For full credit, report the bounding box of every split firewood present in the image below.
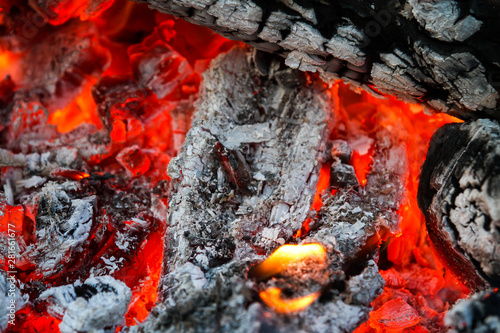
[139,0,500,120]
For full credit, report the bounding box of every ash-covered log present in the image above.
[418,119,500,292]
[124,46,418,332]
[138,0,500,120]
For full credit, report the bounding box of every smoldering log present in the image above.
[124,46,417,333]
[418,119,500,292]
[137,0,500,120]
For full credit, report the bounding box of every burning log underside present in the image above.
[140,0,500,120]
[418,119,500,292]
[125,47,415,332]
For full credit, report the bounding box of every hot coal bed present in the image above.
[0,0,499,332]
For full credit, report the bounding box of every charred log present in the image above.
[124,46,419,333]
[418,119,500,292]
[139,0,500,120]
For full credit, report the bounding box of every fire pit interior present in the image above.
[1,0,499,332]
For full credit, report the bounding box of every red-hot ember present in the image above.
[0,0,469,332]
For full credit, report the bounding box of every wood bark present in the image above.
[138,0,500,120]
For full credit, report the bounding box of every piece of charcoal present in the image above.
[330,140,353,164]
[20,21,109,111]
[128,25,195,100]
[143,0,500,120]
[330,162,360,188]
[39,275,131,333]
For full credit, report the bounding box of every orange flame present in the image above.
[48,80,102,133]
[251,243,327,281]
[259,287,320,314]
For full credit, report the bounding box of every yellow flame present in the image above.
[251,243,327,280]
[259,287,320,313]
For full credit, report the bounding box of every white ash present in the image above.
[0,272,28,332]
[40,275,131,333]
[21,181,94,277]
[446,289,500,333]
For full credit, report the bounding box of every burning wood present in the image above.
[128,47,389,332]
[141,0,500,120]
[419,119,500,291]
[0,0,497,332]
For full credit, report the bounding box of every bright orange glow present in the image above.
[0,51,21,82]
[312,164,331,212]
[48,80,102,133]
[351,149,373,187]
[334,83,468,332]
[51,169,90,180]
[259,287,320,314]
[294,164,331,238]
[122,227,165,325]
[252,243,327,281]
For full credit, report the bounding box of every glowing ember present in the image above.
[259,287,320,314]
[251,243,327,281]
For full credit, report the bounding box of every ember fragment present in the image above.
[330,139,353,164]
[369,298,420,331]
[20,21,110,111]
[215,141,253,193]
[50,168,90,180]
[39,275,131,333]
[330,162,360,188]
[128,21,196,100]
[116,146,151,178]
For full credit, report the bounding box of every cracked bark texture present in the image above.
[418,119,500,292]
[138,0,500,120]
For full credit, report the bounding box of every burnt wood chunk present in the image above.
[418,119,500,292]
[124,47,396,333]
[139,0,500,120]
